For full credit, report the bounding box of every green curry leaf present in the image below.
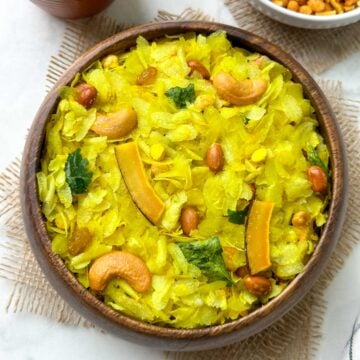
[306,144,330,179]
[227,208,248,224]
[165,83,196,108]
[65,149,93,195]
[178,237,233,286]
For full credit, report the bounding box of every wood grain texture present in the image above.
[30,0,114,19]
[20,22,348,351]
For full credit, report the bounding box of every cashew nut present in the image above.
[88,251,152,293]
[213,72,268,106]
[91,108,137,139]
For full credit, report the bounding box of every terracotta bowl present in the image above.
[21,21,348,351]
[31,0,114,19]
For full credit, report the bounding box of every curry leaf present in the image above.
[306,144,330,179]
[178,237,233,285]
[165,83,196,108]
[227,208,248,224]
[65,149,93,195]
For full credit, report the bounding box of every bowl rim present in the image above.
[20,21,348,351]
[255,0,360,22]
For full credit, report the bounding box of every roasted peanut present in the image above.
[102,54,119,69]
[180,206,200,236]
[325,3,333,11]
[89,251,152,293]
[307,165,327,193]
[68,227,92,256]
[292,211,311,241]
[187,60,210,80]
[235,265,250,278]
[206,143,224,173]
[272,0,359,14]
[244,275,272,297]
[287,0,300,11]
[299,4,313,13]
[308,0,326,11]
[213,72,268,106]
[75,83,97,109]
[272,0,289,6]
[136,66,158,85]
[91,108,137,139]
[292,211,311,228]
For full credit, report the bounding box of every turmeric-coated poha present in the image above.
[37,31,330,328]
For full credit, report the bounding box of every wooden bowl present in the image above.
[21,21,348,351]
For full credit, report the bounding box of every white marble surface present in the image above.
[0,1,359,359]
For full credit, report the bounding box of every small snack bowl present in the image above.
[249,0,360,28]
[21,21,348,351]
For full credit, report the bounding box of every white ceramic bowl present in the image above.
[249,0,360,29]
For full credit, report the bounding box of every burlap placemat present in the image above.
[225,0,360,74]
[0,7,359,359]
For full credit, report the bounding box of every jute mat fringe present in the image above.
[155,8,213,22]
[225,0,360,74]
[0,8,359,360]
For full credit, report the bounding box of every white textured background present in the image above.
[0,1,359,359]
